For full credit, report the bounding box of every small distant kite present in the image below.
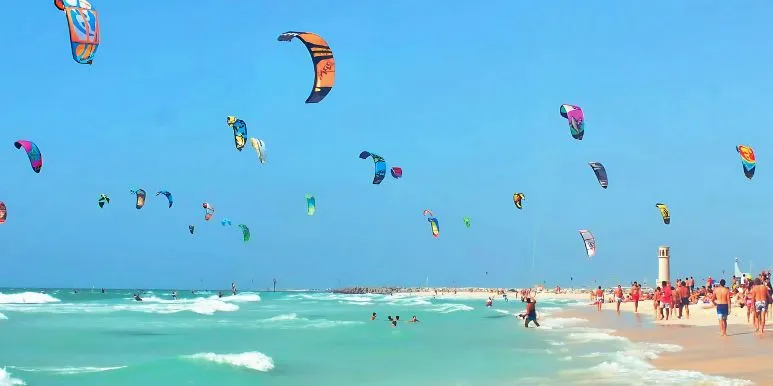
[578,230,596,258]
[14,140,42,173]
[513,193,525,210]
[277,31,335,103]
[560,104,585,140]
[155,191,173,208]
[130,189,146,209]
[189,225,195,234]
[463,217,471,228]
[390,167,403,179]
[0,202,6,224]
[588,162,608,189]
[226,116,247,151]
[306,194,316,216]
[655,203,670,224]
[221,218,232,226]
[423,209,439,238]
[203,202,215,221]
[54,0,100,64]
[249,138,267,164]
[736,145,756,180]
[98,194,110,208]
[238,224,250,242]
[359,151,386,184]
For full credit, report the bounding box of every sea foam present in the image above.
[0,368,24,386]
[185,352,274,372]
[0,292,60,304]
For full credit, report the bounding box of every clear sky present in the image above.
[1,1,772,290]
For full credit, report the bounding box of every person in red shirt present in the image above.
[630,282,641,313]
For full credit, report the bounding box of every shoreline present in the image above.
[556,299,773,384]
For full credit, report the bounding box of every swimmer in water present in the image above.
[172,291,177,300]
[485,297,493,307]
[218,291,223,298]
[409,315,419,322]
[371,312,377,320]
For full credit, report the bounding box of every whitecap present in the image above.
[185,352,274,372]
[429,303,474,313]
[567,332,625,343]
[0,368,24,386]
[10,366,126,375]
[0,292,61,304]
[0,313,7,320]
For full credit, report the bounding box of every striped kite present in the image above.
[249,138,267,164]
[54,0,100,64]
[277,31,335,103]
[423,209,439,238]
[588,162,608,189]
[560,104,585,140]
[655,203,670,224]
[130,189,146,209]
[578,230,596,258]
[736,145,756,180]
[513,193,525,210]
[359,151,386,184]
[226,116,247,151]
[203,202,215,221]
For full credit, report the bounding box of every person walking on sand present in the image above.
[752,278,768,335]
[653,286,662,320]
[660,281,672,320]
[630,282,641,313]
[594,286,604,312]
[713,279,731,337]
[614,285,624,314]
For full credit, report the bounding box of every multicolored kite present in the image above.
[578,229,596,258]
[423,209,439,238]
[155,191,173,208]
[588,162,608,189]
[203,202,215,221]
[98,194,110,208]
[655,203,670,224]
[249,138,267,164]
[463,217,471,228]
[736,145,756,180]
[14,140,42,173]
[513,193,525,210]
[130,189,146,209]
[391,167,403,179]
[226,116,247,151]
[0,202,6,224]
[277,31,335,103]
[359,151,386,184]
[560,104,585,140]
[306,194,316,216]
[54,0,100,64]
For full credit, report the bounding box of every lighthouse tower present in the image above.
[658,246,670,285]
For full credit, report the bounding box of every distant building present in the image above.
[658,246,670,285]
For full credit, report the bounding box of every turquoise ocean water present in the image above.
[0,289,751,385]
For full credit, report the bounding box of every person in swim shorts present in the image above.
[713,279,730,336]
[594,286,604,312]
[614,285,624,314]
[752,278,768,335]
[630,282,641,313]
[660,281,673,320]
[524,298,540,328]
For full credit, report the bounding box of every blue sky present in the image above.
[1,1,772,290]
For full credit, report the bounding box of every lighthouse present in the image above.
[658,246,670,285]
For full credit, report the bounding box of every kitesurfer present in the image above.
[172,291,177,300]
[133,293,143,302]
[231,282,237,295]
[218,291,223,298]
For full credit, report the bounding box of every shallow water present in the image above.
[0,290,751,385]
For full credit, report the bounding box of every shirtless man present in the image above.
[660,281,672,320]
[752,278,768,335]
[594,286,604,312]
[630,282,641,313]
[677,281,690,319]
[614,285,624,313]
[713,279,730,336]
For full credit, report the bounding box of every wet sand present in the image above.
[559,301,773,384]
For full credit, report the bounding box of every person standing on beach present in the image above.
[752,278,768,335]
[660,281,672,320]
[713,279,731,337]
[594,286,604,312]
[654,286,662,319]
[614,285,624,314]
[676,281,689,319]
[630,282,641,313]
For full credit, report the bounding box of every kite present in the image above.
[14,140,42,173]
[226,116,247,151]
[203,202,215,221]
[559,104,585,140]
[513,193,525,210]
[0,202,6,224]
[390,167,403,179]
[736,145,756,180]
[578,230,596,258]
[54,0,100,64]
[238,224,250,242]
[306,194,316,216]
[249,138,267,164]
[359,151,387,184]
[97,194,110,208]
[588,162,608,189]
[655,203,670,224]
[130,189,146,209]
[221,218,232,226]
[155,191,173,208]
[464,217,471,228]
[277,31,335,103]
[189,225,195,234]
[423,209,439,238]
